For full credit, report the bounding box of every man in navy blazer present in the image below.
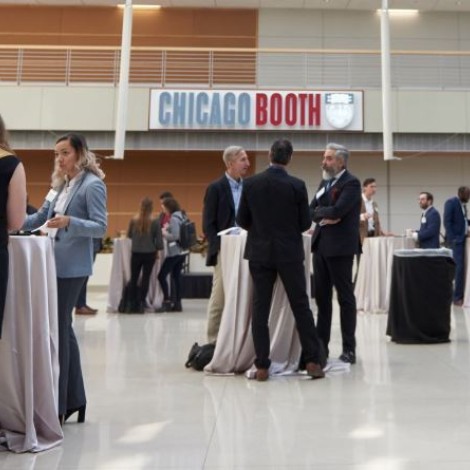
[237,139,325,381]
[412,192,441,249]
[202,146,250,344]
[444,186,470,305]
[310,143,361,365]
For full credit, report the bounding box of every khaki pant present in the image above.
[206,260,224,344]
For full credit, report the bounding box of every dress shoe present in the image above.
[255,368,269,382]
[64,405,86,423]
[155,300,172,313]
[75,306,97,315]
[305,362,325,379]
[85,305,98,314]
[453,299,464,307]
[339,350,356,364]
[171,301,182,312]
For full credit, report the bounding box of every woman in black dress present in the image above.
[0,114,27,338]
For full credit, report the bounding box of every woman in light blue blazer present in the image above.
[23,133,107,425]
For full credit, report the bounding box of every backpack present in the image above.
[177,214,197,250]
[185,342,215,371]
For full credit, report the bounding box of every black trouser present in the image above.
[57,276,87,415]
[313,252,356,356]
[249,260,323,370]
[130,252,156,305]
[157,254,186,303]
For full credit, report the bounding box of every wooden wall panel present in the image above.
[18,149,254,240]
[0,6,257,47]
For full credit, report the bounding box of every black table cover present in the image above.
[387,252,455,343]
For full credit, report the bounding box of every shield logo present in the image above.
[325,93,355,130]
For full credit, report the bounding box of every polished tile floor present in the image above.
[2,290,470,469]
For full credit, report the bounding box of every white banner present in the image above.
[149,89,363,131]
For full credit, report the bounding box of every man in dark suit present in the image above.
[411,192,441,249]
[236,139,325,382]
[203,146,250,344]
[444,186,470,306]
[310,143,361,364]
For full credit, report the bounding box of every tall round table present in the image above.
[0,236,63,452]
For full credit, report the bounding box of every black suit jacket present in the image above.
[236,166,311,263]
[310,170,361,257]
[202,175,236,266]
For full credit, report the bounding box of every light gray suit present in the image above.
[24,171,107,415]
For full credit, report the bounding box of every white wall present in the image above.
[0,86,149,131]
[258,9,470,51]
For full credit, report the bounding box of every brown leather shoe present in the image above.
[255,368,269,382]
[306,362,325,379]
[75,307,97,315]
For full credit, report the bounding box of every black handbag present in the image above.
[185,342,215,371]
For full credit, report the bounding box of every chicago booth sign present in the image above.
[149,90,363,131]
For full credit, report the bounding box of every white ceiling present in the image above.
[0,0,469,12]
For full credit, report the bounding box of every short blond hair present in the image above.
[222,146,245,167]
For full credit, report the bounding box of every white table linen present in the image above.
[205,232,311,375]
[107,238,163,312]
[355,236,415,314]
[0,236,63,452]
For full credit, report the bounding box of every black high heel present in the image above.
[64,405,86,423]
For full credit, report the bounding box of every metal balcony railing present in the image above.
[1,45,470,89]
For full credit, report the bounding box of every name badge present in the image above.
[316,187,326,200]
[421,216,426,224]
[46,189,58,202]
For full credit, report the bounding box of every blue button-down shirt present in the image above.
[225,172,243,215]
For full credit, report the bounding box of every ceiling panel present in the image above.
[215,0,260,7]
[81,0,129,4]
[0,0,468,10]
[434,0,470,12]
[304,0,350,8]
[36,0,82,3]
[167,0,215,5]
[388,0,438,10]
[260,0,304,7]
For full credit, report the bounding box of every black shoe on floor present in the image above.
[155,300,172,313]
[339,350,356,364]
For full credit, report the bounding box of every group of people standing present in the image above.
[202,140,362,381]
[362,178,470,306]
[126,192,188,313]
[202,138,470,381]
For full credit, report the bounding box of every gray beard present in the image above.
[322,170,334,180]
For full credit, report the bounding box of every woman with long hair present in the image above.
[23,132,107,425]
[0,114,27,338]
[126,197,163,312]
[157,197,187,312]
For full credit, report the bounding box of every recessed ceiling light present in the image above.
[376,9,419,16]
